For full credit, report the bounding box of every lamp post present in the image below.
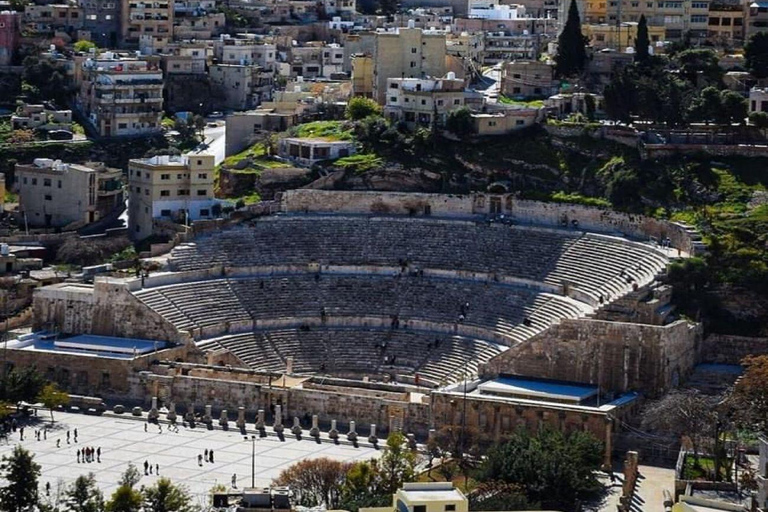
[243,434,257,488]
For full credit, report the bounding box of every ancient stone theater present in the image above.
[13,190,705,452]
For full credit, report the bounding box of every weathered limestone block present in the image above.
[329,419,339,440]
[310,415,320,438]
[347,420,357,442]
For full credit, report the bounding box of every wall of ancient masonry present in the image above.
[281,190,699,254]
[33,280,188,343]
[700,334,768,365]
[481,318,701,397]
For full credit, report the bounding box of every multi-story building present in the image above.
[749,87,768,113]
[501,60,557,98]
[79,0,120,47]
[707,3,744,44]
[15,159,123,228]
[209,64,273,110]
[214,36,276,69]
[121,0,173,46]
[746,1,768,40]
[383,74,465,127]
[372,26,447,104]
[482,31,545,63]
[583,21,665,49]
[127,153,217,240]
[321,0,355,17]
[77,52,164,137]
[23,4,81,35]
[598,0,710,41]
[0,11,20,66]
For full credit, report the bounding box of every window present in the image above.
[437,99,444,106]
[105,14,112,19]
[516,119,525,125]
[200,208,210,216]
[410,61,416,68]
[411,47,417,53]
[145,189,150,196]
[161,174,170,180]
[414,506,426,512]
[198,173,207,179]
[197,159,202,165]
[58,180,62,188]
[177,189,189,196]
[389,83,399,89]
[32,178,37,185]
[197,189,207,196]
[691,15,707,22]
[421,99,426,105]
[22,177,27,185]
[43,178,51,187]
[160,209,171,216]
[389,96,397,103]
[722,17,731,25]
[160,190,170,196]
[445,506,456,512]
[691,1,707,7]
[118,122,127,129]
[135,186,141,193]
[709,17,720,25]
[734,17,742,25]
[177,174,183,179]
[87,14,97,19]
[453,99,461,105]
[44,194,52,200]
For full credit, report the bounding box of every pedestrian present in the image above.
[158,424,162,434]
[149,464,153,475]
[231,473,237,488]
[56,439,61,448]
[19,427,23,441]
[144,423,148,432]
[73,428,78,442]
[77,449,81,463]
[66,431,70,444]
[209,450,214,463]
[155,463,159,475]
[204,449,209,462]
[97,447,101,462]
[144,460,149,475]
[43,429,47,440]
[197,454,203,466]
[45,482,50,496]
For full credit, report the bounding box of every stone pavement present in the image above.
[593,465,675,512]
[0,411,382,503]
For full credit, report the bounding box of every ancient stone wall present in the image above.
[281,190,700,255]
[481,318,701,397]
[700,334,768,365]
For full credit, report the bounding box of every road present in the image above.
[192,121,226,165]
[476,63,502,103]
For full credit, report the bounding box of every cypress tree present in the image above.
[555,0,587,77]
[635,14,650,63]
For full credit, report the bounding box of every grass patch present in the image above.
[499,96,545,108]
[290,121,353,141]
[549,191,611,208]
[3,189,17,203]
[682,455,731,481]
[229,192,261,205]
[334,153,383,173]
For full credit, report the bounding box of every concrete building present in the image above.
[76,52,164,137]
[121,0,173,46]
[11,104,72,130]
[352,54,374,97]
[471,107,540,134]
[597,0,710,41]
[127,153,217,240]
[583,21,665,50]
[501,60,556,98]
[361,483,469,512]
[209,64,273,111]
[384,75,465,127]
[0,11,20,66]
[214,37,276,68]
[749,87,768,113]
[746,1,768,39]
[481,30,544,63]
[707,3,745,44]
[225,110,297,156]
[278,138,356,166]
[15,159,123,228]
[372,27,448,105]
[546,92,604,117]
[79,0,120,47]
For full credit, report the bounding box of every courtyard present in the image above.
[0,411,382,505]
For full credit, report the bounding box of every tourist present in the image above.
[73,428,78,442]
[144,460,149,475]
[156,463,159,475]
[197,454,203,466]
[204,449,209,462]
[77,449,81,463]
[97,447,101,462]
[144,423,148,432]
[66,431,70,444]
[56,439,60,448]
[231,474,237,488]
[149,464,153,475]
[45,482,50,496]
[19,427,24,441]
[209,450,214,463]
[43,429,47,440]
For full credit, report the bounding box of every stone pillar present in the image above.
[255,409,265,430]
[273,405,284,433]
[219,410,228,427]
[204,405,213,425]
[310,415,320,438]
[368,424,377,444]
[167,402,177,422]
[602,416,613,471]
[407,433,417,450]
[347,421,357,442]
[236,407,246,429]
[292,417,302,436]
[148,397,159,421]
[329,419,339,440]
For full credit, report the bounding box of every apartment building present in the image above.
[322,0,356,16]
[23,4,81,34]
[77,52,164,137]
[501,60,556,98]
[173,12,224,39]
[209,64,273,110]
[746,1,768,39]
[384,74,465,127]
[0,11,20,66]
[352,54,373,97]
[121,0,173,45]
[372,26,447,104]
[707,3,744,44]
[596,0,710,41]
[214,36,276,69]
[127,153,217,240]
[79,0,120,47]
[15,159,123,228]
[583,21,665,49]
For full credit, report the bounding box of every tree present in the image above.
[339,461,388,512]
[634,15,650,63]
[745,32,768,79]
[105,486,142,512]
[21,56,71,106]
[476,429,603,508]
[73,40,97,53]
[468,481,537,511]
[274,458,352,508]
[688,86,722,125]
[345,97,382,121]
[749,111,768,137]
[0,366,45,404]
[720,90,747,125]
[445,108,474,138]
[119,463,142,489]
[584,94,596,121]
[143,478,197,512]
[731,355,768,434]
[38,383,69,423]
[64,473,104,512]
[676,49,723,87]
[555,0,587,77]
[377,432,416,495]
[0,446,41,512]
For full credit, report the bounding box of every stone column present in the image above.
[329,419,339,440]
[255,409,265,430]
[347,421,357,442]
[204,405,213,425]
[273,405,284,433]
[236,407,246,429]
[167,402,177,422]
[310,415,320,438]
[291,417,302,436]
[148,397,159,421]
[368,424,377,444]
[602,415,613,471]
[219,410,228,427]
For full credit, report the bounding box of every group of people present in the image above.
[77,446,100,463]
[197,449,215,466]
[143,460,160,475]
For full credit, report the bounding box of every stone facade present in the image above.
[700,334,768,365]
[482,319,701,398]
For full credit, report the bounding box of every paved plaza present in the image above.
[0,411,382,503]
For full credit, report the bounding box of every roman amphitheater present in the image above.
[9,190,706,456]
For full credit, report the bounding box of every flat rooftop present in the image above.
[6,332,167,359]
[476,375,599,404]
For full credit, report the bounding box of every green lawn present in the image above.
[682,455,731,481]
[334,153,383,173]
[291,120,353,141]
[499,96,545,108]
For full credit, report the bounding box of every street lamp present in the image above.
[244,434,257,488]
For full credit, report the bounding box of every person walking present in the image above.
[56,439,60,448]
[77,449,81,463]
[97,447,101,463]
[144,423,148,432]
[231,473,237,488]
[66,431,70,444]
[43,429,47,440]
[73,428,78,442]
[144,460,149,475]
[197,454,203,466]
[155,463,159,475]
[209,450,214,463]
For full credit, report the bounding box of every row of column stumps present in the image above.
[145,398,418,448]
